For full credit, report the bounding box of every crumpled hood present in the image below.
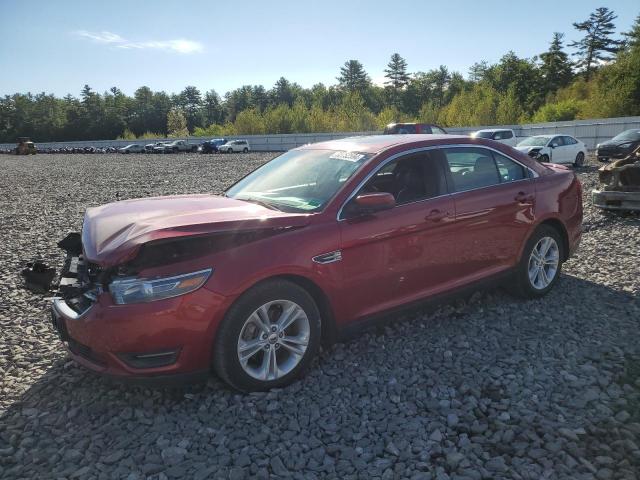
[81,194,310,267]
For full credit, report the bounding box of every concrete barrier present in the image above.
[2,116,639,151]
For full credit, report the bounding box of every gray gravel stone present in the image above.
[0,153,639,479]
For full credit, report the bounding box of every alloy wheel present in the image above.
[237,300,310,381]
[527,236,560,290]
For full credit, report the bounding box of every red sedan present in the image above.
[51,135,582,391]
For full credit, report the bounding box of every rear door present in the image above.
[442,146,535,282]
[338,150,457,319]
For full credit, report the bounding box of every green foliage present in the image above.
[337,60,371,96]
[539,33,574,94]
[384,53,410,108]
[117,129,137,140]
[234,108,266,135]
[531,99,585,122]
[570,7,624,79]
[166,108,189,137]
[1,9,639,143]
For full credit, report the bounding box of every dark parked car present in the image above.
[383,123,448,134]
[199,138,227,154]
[596,129,640,162]
[51,134,582,391]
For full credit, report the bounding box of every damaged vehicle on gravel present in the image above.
[595,129,640,163]
[516,134,587,167]
[592,145,640,211]
[50,135,583,391]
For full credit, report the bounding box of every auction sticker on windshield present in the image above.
[329,151,366,162]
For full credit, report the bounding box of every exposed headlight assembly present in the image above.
[110,268,212,305]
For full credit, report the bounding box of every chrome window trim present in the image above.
[337,144,538,221]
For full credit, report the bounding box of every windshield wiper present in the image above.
[236,196,282,211]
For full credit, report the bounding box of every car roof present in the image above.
[297,134,468,154]
[476,128,512,133]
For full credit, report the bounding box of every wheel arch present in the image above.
[211,273,338,350]
[268,273,338,347]
[537,217,570,262]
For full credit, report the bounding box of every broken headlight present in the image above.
[109,268,212,305]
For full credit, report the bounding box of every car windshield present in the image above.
[518,136,549,147]
[612,130,640,142]
[473,131,494,139]
[226,149,371,213]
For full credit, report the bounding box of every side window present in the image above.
[493,131,504,140]
[360,152,446,205]
[443,148,501,192]
[418,125,432,134]
[502,130,514,139]
[550,137,563,147]
[493,152,527,182]
[563,136,576,145]
[432,126,446,134]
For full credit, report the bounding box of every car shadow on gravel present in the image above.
[1,273,639,478]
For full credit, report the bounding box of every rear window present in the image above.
[495,130,513,140]
[612,130,640,142]
[474,131,494,139]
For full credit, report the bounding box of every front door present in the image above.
[337,150,457,320]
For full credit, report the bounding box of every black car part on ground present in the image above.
[21,261,56,293]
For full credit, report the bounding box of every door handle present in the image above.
[515,192,533,203]
[425,209,448,222]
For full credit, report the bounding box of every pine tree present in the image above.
[384,53,409,107]
[569,7,623,80]
[622,14,640,49]
[337,60,370,94]
[468,61,489,82]
[540,33,574,94]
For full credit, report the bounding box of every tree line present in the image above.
[1,8,638,143]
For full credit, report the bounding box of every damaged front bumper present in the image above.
[592,189,640,211]
[50,234,225,385]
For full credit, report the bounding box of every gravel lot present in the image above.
[1,152,639,480]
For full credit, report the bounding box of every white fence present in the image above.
[2,116,639,152]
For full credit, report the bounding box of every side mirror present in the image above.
[549,144,556,149]
[350,192,396,215]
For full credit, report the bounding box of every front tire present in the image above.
[538,154,549,163]
[508,225,564,299]
[228,148,233,154]
[213,280,321,392]
[574,152,585,167]
[243,147,249,153]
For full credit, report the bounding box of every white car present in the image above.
[118,144,145,154]
[515,134,587,167]
[471,129,517,147]
[220,140,250,153]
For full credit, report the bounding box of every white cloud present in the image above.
[72,30,203,54]
[74,30,125,44]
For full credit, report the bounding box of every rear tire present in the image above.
[213,280,321,392]
[228,148,233,154]
[507,224,564,299]
[574,152,585,167]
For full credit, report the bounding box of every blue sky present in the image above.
[1,0,638,98]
